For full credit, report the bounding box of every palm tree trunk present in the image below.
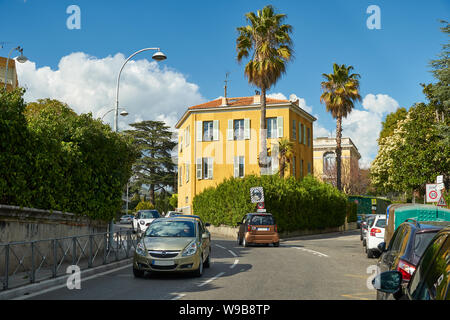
[279,155,285,178]
[259,86,268,174]
[335,116,342,191]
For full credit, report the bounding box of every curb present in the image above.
[0,258,132,300]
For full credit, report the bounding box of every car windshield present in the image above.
[139,210,160,219]
[250,215,274,225]
[414,232,439,257]
[375,219,386,228]
[367,218,375,227]
[145,220,195,238]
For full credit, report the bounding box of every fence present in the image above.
[0,229,138,291]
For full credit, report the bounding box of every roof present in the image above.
[188,96,289,110]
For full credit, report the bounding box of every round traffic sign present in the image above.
[429,190,438,200]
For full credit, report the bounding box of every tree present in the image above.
[124,120,176,205]
[278,137,293,178]
[236,5,293,174]
[320,63,362,191]
[378,107,408,141]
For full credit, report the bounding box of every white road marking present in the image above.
[228,250,238,257]
[230,259,239,269]
[294,247,329,258]
[171,293,186,300]
[197,272,225,287]
[215,244,227,249]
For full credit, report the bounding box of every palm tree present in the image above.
[278,138,294,178]
[320,63,361,191]
[236,5,293,174]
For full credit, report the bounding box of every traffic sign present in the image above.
[250,187,264,203]
[426,184,441,203]
[437,195,447,207]
[437,175,443,184]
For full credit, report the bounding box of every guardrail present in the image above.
[0,229,139,291]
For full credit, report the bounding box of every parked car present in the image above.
[119,215,134,224]
[373,226,450,300]
[366,215,386,258]
[376,219,444,300]
[360,215,375,241]
[356,215,363,229]
[362,216,376,247]
[132,217,211,278]
[237,213,280,247]
[165,211,183,217]
[132,210,161,233]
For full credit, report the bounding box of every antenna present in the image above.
[0,42,12,49]
[224,72,230,98]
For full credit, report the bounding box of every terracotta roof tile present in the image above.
[188,96,290,110]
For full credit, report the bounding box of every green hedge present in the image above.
[192,175,348,233]
[0,89,139,221]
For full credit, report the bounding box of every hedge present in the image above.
[192,175,348,233]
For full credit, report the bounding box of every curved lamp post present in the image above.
[3,46,28,91]
[101,107,128,121]
[109,47,166,245]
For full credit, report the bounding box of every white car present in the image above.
[132,210,161,233]
[366,214,386,258]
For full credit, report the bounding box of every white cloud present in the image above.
[16,52,205,132]
[342,94,400,168]
[266,92,287,100]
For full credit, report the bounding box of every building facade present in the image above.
[313,137,361,193]
[175,94,316,213]
[0,57,19,91]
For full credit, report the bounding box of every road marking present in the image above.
[293,247,329,258]
[197,272,225,287]
[171,293,186,300]
[228,250,238,257]
[14,263,132,300]
[230,259,239,269]
[215,244,227,250]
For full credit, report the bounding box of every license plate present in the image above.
[257,228,269,231]
[152,260,175,266]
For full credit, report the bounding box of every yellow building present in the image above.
[0,57,19,91]
[313,137,361,192]
[175,94,316,213]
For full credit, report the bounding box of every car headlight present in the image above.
[182,240,198,257]
[136,242,146,256]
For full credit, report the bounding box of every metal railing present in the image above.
[0,229,139,291]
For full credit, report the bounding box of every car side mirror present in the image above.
[377,242,386,252]
[372,271,402,294]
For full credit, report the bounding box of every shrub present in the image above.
[192,174,347,233]
[134,201,155,212]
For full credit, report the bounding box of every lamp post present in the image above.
[108,47,167,244]
[101,107,129,121]
[3,46,28,91]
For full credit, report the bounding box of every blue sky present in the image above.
[1,0,449,166]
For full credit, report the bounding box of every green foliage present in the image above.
[134,201,155,212]
[0,90,139,221]
[192,175,347,232]
[346,201,357,223]
[169,194,178,209]
[378,107,407,141]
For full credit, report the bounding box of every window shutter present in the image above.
[298,122,302,143]
[179,135,183,152]
[307,127,311,147]
[196,158,202,179]
[213,120,219,141]
[292,120,296,140]
[234,156,239,178]
[207,158,213,179]
[227,119,233,140]
[185,126,190,147]
[277,116,283,138]
[196,121,202,142]
[186,162,190,183]
[244,118,250,140]
[303,124,307,144]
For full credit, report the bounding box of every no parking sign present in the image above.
[426,184,441,203]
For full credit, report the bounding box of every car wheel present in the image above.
[273,242,280,247]
[203,250,211,268]
[194,257,204,277]
[367,249,374,258]
[133,266,145,278]
[237,235,242,246]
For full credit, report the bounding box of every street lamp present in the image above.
[3,46,28,91]
[109,47,167,245]
[101,107,129,121]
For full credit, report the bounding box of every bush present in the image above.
[346,201,358,223]
[134,201,155,212]
[192,174,347,233]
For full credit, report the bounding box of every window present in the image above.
[234,119,244,140]
[185,126,190,147]
[292,120,296,140]
[323,152,336,174]
[179,166,182,186]
[300,160,304,178]
[300,123,304,144]
[202,157,213,179]
[307,127,311,147]
[267,118,277,139]
[185,162,190,183]
[307,162,311,174]
[250,215,275,225]
[179,135,183,153]
[203,121,214,141]
[234,156,245,178]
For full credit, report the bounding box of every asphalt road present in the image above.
[22,229,377,300]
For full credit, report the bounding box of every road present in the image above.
[23,229,377,300]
